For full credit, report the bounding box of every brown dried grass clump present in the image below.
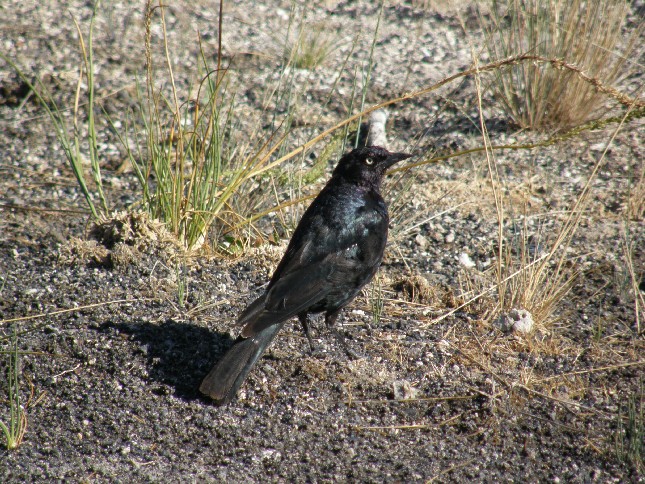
[480,0,641,131]
[627,165,645,221]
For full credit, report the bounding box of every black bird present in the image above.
[200,146,411,404]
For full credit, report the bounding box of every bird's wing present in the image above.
[239,207,388,338]
[271,204,387,284]
[239,260,336,337]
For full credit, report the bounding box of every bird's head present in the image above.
[332,146,411,187]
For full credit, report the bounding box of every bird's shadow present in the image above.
[107,318,233,402]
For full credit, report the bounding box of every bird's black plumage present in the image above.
[200,146,411,404]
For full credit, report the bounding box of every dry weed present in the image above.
[480,0,641,131]
[627,163,645,221]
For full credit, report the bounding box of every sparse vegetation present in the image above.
[285,22,339,70]
[0,325,28,451]
[370,274,385,326]
[1,1,349,251]
[615,386,644,473]
[479,0,640,131]
[454,54,586,334]
[627,162,645,221]
[446,3,644,334]
[0,16,109,220]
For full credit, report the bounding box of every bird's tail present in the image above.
[200,322,285,404]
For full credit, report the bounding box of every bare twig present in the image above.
[0,298,156,326]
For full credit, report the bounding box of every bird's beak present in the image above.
[384,152,412,169]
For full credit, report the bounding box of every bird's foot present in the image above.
[299,314,317,352]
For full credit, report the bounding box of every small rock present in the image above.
[393,380,420,400]
[415,234,428,248]
[366,109,388,148]
[261,449,282,462]
[494,309,534,334]
[458,252,476,268]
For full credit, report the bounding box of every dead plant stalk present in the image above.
[250,54,644,179]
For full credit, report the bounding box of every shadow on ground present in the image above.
[108,319,234,401]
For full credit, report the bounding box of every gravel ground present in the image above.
[1,1,644,481]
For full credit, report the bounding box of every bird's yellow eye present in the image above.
[365,157,374,165]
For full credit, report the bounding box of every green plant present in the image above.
[0,325,28,450]
[285,22,339,70]
[371,275,384,326]
[0,2,109,220]
[124,0,277,249]
[3,0,322,250]
[479,0,640,131]
[121,1,355,249]
[615,386,644,473]
[176,261,187,308]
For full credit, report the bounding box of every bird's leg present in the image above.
[325,310,360,359]
[298,313,316,352]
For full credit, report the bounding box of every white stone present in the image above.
[458,252,476,268]
[494,308,534,334]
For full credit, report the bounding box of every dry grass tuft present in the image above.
[626,164,645,221]
[498,221,579,327]
[480,0,641,131]
[285,22,339,70]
